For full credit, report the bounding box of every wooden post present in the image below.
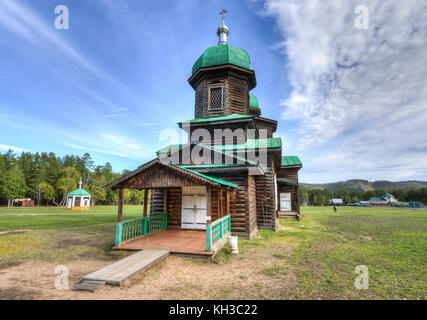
[227,189,230,216]
[207,186,211,224]
[163,189,168,214]
[117,188,124,222]
[219,188,223,218]
[143,189,148,218]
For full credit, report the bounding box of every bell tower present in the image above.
[188,10,257,120]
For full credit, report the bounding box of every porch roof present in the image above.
[170,164,238,188]
[103,159,238,190]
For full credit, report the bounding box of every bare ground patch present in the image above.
[0,243,299,300]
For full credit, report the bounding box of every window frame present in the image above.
[208,85,224,110]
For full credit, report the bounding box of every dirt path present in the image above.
[0,246,297,300]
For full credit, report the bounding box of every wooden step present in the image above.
[279,211,300,220]
[82,250,169,286]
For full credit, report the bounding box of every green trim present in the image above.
[192,44,252,75]
[67,188,91,196]
[182,164,249,169]
[281,156,302,167]
[157,137,282,155]
[170,164,238,188]
[249,94,260,109]
[213,137,282,151]
[178,113,254,125]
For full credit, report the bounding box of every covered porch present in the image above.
[104,159,236,257]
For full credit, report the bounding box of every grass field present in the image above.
[0,205,143,215]
[0,205,425,299]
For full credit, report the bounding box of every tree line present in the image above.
[299,186,427,206]
[0,150,147,206]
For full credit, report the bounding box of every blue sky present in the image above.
[0,0,426,183]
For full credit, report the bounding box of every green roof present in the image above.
[156,143,183,154]
[178,114,253,125]
[67,188,91,196]
[213,137,282,151]
[182,164,249,169]
[170,164,238,188]
[157,138,282,155]
[281,156,302,167]
[192,44,252,75]
[249,94,260,109]
[369,197,384,202]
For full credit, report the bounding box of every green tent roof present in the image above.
[281,156,302,167]
[170,164,238,188]
[178,114,253,125]
[67,188,91,196]
[249,94,260,109]
[192,44,252,75]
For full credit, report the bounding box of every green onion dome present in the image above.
[249,94,260,109]
[192,44,252,75]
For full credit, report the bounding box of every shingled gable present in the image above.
[103,158,238,190]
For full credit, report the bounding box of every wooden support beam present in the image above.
[117,188,124,223]
[227,189,230,216]
[207,186,211,224]
[143,189,149,218]
[219,188,223,218]
[163,189,168,214]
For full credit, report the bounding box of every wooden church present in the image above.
[105,14,302,257]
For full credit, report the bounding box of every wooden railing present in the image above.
[206,214,231,252]
[115,214,167,247]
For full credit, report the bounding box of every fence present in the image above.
[206,214,231,252]
[115,214,167,247]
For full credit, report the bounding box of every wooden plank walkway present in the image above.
[82,250,169,286]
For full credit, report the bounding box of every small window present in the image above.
[209,86,223,110]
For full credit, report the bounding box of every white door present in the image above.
[280,193,292,211]
[181,191,207,230]
[67,197,73,209]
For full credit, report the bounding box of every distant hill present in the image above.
[301,180,427,192]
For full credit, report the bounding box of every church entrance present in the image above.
[181,187,207,230]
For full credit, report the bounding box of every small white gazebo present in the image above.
[66,182,91,210]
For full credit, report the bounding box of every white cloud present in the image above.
[0,144,31,153]
[264,0,427,182]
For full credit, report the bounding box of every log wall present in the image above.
[255,156,278,231]
[194,72,250,119]
[277,167,300,214]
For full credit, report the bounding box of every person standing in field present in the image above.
[333,206,337,213]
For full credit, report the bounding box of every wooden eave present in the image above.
[279,164,303,170]
[188,64,257,90]
[179,117,257,130]
[255,117,278,132]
